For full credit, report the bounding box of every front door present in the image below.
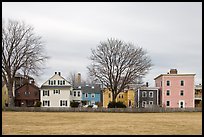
[179,100,185,108]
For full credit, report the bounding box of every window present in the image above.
[78,91,80,97]
[58,80,60,85]
[85,93,88,98]
[53,89,60,94]
[63,80,65,85]
[60,100,67,106]
[142,101,147,107]
[48,80,50,85]
[109,93,111,98]
[181,80,184,86]
[149,101,153,105]
[54,80,56,85]
[180,90,184,96]
[74,91,76,97]
[119,95,121,98]
[149,91,153,98]
[166,101,170,107]
[43,100,50,106]
[60,81,63,85]
[43,90,49,96]
[121,95,123,98]
[70,91,72,95]
[91,93,95,98]
[167,80,170,86]
[142,91,147,97]
[50,81,53,85]
[166,90,170,96]
[24,91,30,96]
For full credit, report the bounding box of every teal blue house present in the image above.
[81,85,102,105]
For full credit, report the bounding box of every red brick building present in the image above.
[15,81,40,107]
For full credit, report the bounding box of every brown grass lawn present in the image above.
[2,111,202,135]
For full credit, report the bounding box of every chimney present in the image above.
[58,72,61,76]
[31,80,35,85]
[77,73,81,85]
[170,69,177,74]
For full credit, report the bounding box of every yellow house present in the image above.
[2,82,9,109]
[103,88,135,108]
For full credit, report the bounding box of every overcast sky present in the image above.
[2,2,202,87]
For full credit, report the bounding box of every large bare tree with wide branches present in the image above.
[2,18,48,107]
[87,38,152,102]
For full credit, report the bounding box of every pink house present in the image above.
[154,69,195,108]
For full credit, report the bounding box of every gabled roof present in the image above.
[15,83,40,91]
[41,72,71,87]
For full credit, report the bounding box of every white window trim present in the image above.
[179,100,185,108]
[43,90,49,96]
[91,93,95,98]
[166,101,170,107]
[142,91,147,97]
[142,101,147,108]
[166,90,170,96]
[43,100,50,107]
[149,91,153,98]
[60,100,67,107]
[74,91,76,97]
[180,90,184,96]
[149,101,153,105]
[78,91,81,97]
[85,93,88,98]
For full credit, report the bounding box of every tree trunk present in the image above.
[7,81,15,107]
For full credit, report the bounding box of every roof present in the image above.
[15,83,40,91]
[139,86,160,91]
[40,85,71,89]
[81,85,102,94]
[41,72,71,87]
[154,73,196,80]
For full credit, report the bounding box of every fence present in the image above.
[4,106,202,113]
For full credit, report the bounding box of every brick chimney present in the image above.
[169,69,177,74]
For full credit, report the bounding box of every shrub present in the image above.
[108,101,126,108]
[34,101,41,107]
[108,101,117,108]
[70,101,80,108]
[116,101,126,108]
[88,105,93,108]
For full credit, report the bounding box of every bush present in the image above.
[88,105,93,108]
[108,101,126,108]
[34,101,41,107]
[70,101,80,108]
[116,101,126,108]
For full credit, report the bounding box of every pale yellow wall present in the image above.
[103,88,112,107]
[103,88,135,108]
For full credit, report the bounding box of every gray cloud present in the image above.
[2,2,202,86]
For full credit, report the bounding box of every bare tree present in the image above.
[87,38,152,102]
[67,71,77,87]
[2,18,49,107]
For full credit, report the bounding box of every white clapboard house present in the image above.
[40,72,72,107]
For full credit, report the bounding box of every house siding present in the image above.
[40,72,72,107]
[155,71,195,108]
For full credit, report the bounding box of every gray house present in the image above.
[136,86,160,108]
